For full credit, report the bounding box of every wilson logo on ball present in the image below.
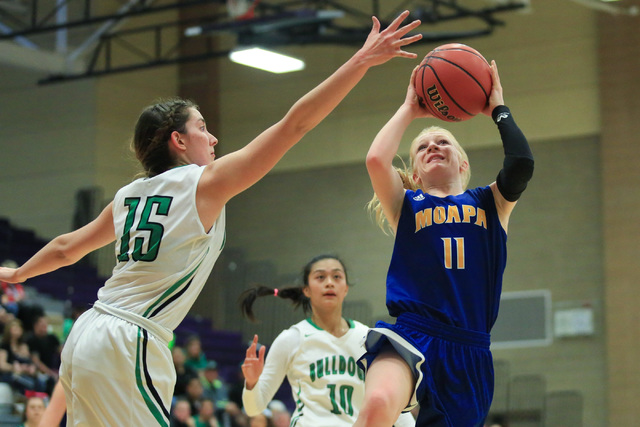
[425,84,462,122]
[414,43,492,123]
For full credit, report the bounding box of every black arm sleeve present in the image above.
[492,105,534,202]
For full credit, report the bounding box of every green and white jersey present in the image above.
[243,318,415,427]
[98,164,226,335]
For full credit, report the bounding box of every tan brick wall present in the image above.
[599,7,640,425]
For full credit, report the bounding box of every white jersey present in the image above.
[98,164,226,335]
[243,318,415,427]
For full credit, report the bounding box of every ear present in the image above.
[412,172,421,187]
[302,286,311,299]
[168,130,186,152]
[460,160,469,173]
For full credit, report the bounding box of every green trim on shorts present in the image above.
[135,327,169,427]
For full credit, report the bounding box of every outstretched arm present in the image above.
[0,203,116,284]
[366,65,432,232]
[483,61,534,231]
[198,11,423,217]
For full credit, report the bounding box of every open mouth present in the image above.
[427,154,445,163]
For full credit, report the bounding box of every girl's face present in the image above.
[179,107,218,166]
[9,322,22,339]
[410,130,468,188]
[25,397,45,422]
[172,401,191,421]
[199,400,215,418]
[303,258,348,310]
[186,340,201,357]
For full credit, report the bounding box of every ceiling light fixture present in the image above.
[229,47,305,73]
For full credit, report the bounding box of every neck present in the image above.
[422,180,464,197]
[311,310,348,337]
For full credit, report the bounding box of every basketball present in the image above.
[414,43,492,122]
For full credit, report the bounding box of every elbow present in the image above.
[366,151,386,173]
[50,234,77,265]
[496,157,535,202]
[516,156,535,182]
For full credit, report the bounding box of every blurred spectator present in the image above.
[171,398,196,427]
[0,319,47,394]
[19,395,45,427]
[180,376,206,416]
[191,397,220,427]
[25,315,61,383]
[0,260,25,316]
[248,410,274,427]
[0,305,15,335]
[267,400,290,427]
[173,345,199,397]
[184,335,208,372]
[227,363,245,411]
[201,361,229,410]
[38,380,67,427]
[223,401,248,427]
[61,304,87,344]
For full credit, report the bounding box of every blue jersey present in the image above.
[386,185,507,333]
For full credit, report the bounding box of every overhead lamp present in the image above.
[229,47,305,73]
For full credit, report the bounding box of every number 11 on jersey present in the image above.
[442,237,465,269]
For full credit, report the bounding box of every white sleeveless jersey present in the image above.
[98,164,225,333]
[286,318,367,426]
[243,318,415,427]
[244,319,364,426]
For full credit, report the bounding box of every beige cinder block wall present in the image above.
[598,8,640,426]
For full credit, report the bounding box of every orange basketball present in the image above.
[414,43,492,122]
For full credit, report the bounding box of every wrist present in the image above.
[244,379,256,391]
[491,105,510,122]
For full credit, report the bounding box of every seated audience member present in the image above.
[201,360,231,419]
[249,409,274,427]
[173,345,199,396]
[0,260,25,316]
[25,314,61,380]
[184,335,208,372]
[191,397,220,427]
[25,314,59,394]
[171,398,196,427]
[268,400,291,427]
[19,395,45,427]
[0,319,47,394]
[181,376,206,417]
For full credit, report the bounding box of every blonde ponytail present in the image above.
[366,156,418,234]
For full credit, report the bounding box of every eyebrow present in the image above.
[313,268,344,274]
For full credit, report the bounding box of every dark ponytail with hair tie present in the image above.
[238,254,348,322]
[239,285,307,322]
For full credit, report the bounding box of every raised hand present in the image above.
[483,60,505,116]
[357,10,423,67]
[0,266,19,284]
[406,65,434,119]
[241,334,266,390]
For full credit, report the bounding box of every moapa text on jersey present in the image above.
[309,355,364,382]
[415,204,487,233]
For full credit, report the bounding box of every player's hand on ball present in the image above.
[483,60,505,116]
[407,65,434,119]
